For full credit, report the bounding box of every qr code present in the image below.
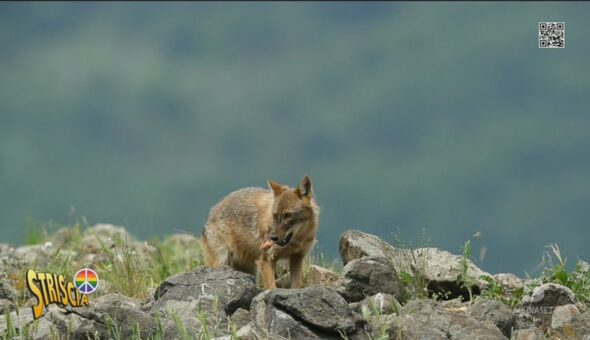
[539,22,565,48]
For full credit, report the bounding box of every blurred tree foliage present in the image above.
[1,2,589,274]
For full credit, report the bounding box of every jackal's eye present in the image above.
[283,212,293,220]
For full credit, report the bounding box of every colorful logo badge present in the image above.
[26,269,90,319]
[74,268,99,294]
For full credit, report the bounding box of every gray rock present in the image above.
[441,297,468,309]
[153,298,227,338]
[251,297,319,339]
[251,286,366,339]
[0,254,26,280]
[339,230,492,299]
[0,281,17,301]
[268,286,357,333]
[24,315,58,340]
[0,243,14,255]
[510,328,547,340]
[469,298,516,337]
[350,293,400,317]
[8,294,157,339]
[0,307,35,337]
[551,311,590,339]
[520,283,577,326]
[551,304,580,330]
[308,264,340,288]
[163,233,201,248]
[521,283,576,307]
[48,227,83,249]
[153,266,260,315]
[0,299,15,314]
[81,223,134,253]
[371,299,507,340]
[340,230,395,265]
[215,322,283,340]
[67,294,156,339]
[494,273,524,294]
[13,244,53,266]
[42,304,97,339]
[230,307,251,331]
[336,256,407,303]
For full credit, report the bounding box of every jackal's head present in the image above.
[267,175,318,247]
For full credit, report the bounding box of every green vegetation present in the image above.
[389,229,430,301]
[457,240,476,303]
[3,222,590,339]
[1,3,589,275]
[478,242,590,311]
[540,244,590,305]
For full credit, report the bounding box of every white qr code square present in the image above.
[539,22,565,48]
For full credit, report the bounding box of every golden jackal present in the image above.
[201,176,319,289]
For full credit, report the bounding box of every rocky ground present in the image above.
[0,224,589,339]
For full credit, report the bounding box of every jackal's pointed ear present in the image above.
[268,179,286,196]
[295,175,313,199]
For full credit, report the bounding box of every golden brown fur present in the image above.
[201,176,319,289]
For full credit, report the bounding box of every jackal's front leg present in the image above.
[257,253,276,289]
[289,254,304,288]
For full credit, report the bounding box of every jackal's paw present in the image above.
[260,239,273,250]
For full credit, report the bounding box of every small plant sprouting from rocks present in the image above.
[457,240,476,303]
[388,228,431,301]
[195,311,212,340]
[480,276,524,309]
[170,310,190,340]
[154,311,164,340]
[98,237,153,300]
[337,329,350,340]
[540,243,590,305]
[2,307,17,340]
[105,315,122,340]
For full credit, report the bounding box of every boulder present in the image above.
[371,299,507,340]
[349,293,400,317]
[251,286,367,339]
[308,264,340,288]
[340,230,396,265]
[153,266,260,315]
[81,223,134,253]
[215,322,281,340]
[0,294,156,340]
[468,298,516,337]
[24,314,57,340]
[520,283,576,327]
[70,294,156,339]
[0,280,17,302]
[339,230,492,299]
[230,307,252,331]
[163,233,201,248]
[494,273,524,294]
[0,299,15,314]
[336,256,407,303]
[252,298,319,339]
[13,244,54,266]
[0,243,14,255]
[521,283,576,307]
[0,306,36,337]
[152,297,227,338]
[510,328,547,340]
[48,227,83,249]
[550,304,580,330]
[550,311,590,339]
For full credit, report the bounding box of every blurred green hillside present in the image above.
[1,2,589,274]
